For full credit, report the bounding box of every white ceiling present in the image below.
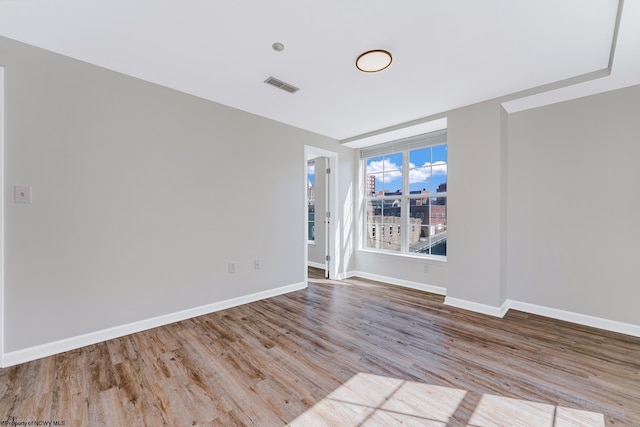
[0,0,636,142]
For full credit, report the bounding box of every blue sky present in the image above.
[308,145,447,193]
[307,161,315,187]
[366,145,447,194]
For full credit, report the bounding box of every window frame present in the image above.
[361,129,447,259]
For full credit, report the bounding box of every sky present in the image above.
[307,161,315,187]
[366,145,447,194]
[307,145,447,193]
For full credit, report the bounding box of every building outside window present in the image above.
[362,129,447,257]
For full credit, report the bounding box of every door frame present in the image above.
[1,67,5,366]
[304,146,338,281]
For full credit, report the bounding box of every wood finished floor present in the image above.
[1,267,639,426]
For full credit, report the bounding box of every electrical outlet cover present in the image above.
[14,185,32,203]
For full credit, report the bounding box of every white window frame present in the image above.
[361,129,447,259]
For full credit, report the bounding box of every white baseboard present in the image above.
[307,261,326,270]
[339,271,640,338]
[444,296,509,318]
[2,282,306,367]
[336,271,350,281]
[344,270,446,296]
[506,300,640,338]
[443,296,640,338]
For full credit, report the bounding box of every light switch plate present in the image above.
[14,185,32,204]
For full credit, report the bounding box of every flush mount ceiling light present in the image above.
[356,49,392,72]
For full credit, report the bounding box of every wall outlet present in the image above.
[14,185,32,204]
[254,260,261,270]
[228,263,236,274]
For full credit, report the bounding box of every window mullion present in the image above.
[401,150,409,253]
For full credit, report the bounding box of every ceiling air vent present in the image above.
[264,76,300,94]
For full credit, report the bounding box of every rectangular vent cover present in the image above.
[264,76,300,94]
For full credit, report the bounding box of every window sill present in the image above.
[307,241,316,246]
[357,248,447,263]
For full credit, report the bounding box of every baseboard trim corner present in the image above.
[444,296,509,318]
[1,281,306,367]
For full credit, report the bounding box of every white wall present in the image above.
[507,84,640,325]
[0,36,354,357]
[353,84,640,332]
[352,102,505,302]
[446,102,505,310]
[4,32,639,363]
[353,251,447,293]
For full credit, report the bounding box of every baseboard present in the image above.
[506,300,640,338]
[307,261,325,270]
[336,271,352,280]
[1,282,306,367]
[443,296,640,337]
[336,271,352,281]
[338,272,640,337]
[444,296,509,318]
[345,270,446,296]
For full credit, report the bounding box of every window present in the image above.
[362,129,447,257]
[307,160,315,241]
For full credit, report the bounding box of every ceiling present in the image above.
[0,0,637,142]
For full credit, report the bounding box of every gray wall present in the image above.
[447,101,505,307]
[353,101,506,302]
[0,36,352,353]
[354,83,640,328]
[3,33,639,358]
[507,85,640,325]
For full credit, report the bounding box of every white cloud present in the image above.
[409,161,447,184]
[431,161,447,175]
[367,160,447,185]
[409,163,429,184]
[413,161,447,174]
[367,159,402,183]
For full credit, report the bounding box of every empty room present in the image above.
[1,1,639,426]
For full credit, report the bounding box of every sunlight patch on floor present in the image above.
[288,372,605,426]
[469,394,605,426]
[289,372,465,426]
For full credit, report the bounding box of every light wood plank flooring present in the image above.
[1,268,639,426]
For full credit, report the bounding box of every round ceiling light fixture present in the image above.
[356,49,392,72]
[272,42,285,52]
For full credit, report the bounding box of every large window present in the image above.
[362,130,447,257]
